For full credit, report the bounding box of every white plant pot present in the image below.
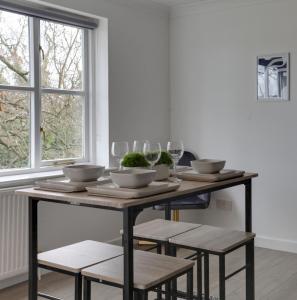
[153,164,170,181]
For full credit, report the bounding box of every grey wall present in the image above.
[37,0,169,251]
[170,0,297,253]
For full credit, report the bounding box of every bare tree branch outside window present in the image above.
[0,11,85,170]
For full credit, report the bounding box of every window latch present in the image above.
[40,127,45,140]
[39,45,45,60]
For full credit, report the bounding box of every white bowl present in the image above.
[63,165,105,182]
[191,159,226,174]
[110,169,156,188]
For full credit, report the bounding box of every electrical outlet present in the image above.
[216,199,233,211]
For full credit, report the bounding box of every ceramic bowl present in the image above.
[63,165,105,182]
[110,169,156,188]
[191,159,226,174]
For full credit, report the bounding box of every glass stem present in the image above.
[173,161,177,178]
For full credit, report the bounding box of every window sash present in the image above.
[0,14,91,175]
[0,0,98,29]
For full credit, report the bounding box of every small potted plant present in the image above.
[121,152,150,169]
[121,151,173,181]
[154,151,173,180]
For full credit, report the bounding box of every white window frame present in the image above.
[0,12,93,176]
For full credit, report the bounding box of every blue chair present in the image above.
[154,151,211,220]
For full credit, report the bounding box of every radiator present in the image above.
[0,187,29,281]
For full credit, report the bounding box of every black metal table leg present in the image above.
[245,179,252,232]
[219,255,226,300]
[204,253,209,300]
[123,207,135,300]
[29,197,38,300]
[246,240,255,300]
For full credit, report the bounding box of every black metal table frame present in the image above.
[28,178,253,300]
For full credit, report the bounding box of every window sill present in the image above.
[0,170,64,189]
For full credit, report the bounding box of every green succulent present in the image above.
[121,152,150,168]
[156,151,173,166]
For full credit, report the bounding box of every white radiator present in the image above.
[0,188,29,281]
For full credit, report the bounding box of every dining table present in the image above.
[16,172,258,300]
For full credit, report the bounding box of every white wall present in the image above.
[36,0,169,251]
[170,0,297,253]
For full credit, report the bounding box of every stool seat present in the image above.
[82,250,194,290]
[38,240,123,273]
[169,225,255,254]
[122,218,201,242]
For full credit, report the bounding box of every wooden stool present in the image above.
[122,218,200,254]
[121,219,201,299]
[37,240,123,300]
[82,250,194,300]
[169,226,256,300]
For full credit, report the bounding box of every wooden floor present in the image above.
[1,247,297,300]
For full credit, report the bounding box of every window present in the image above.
[0,6,96,174]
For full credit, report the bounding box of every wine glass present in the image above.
[143,141,161,169]
[111,141,129,170]
[133,140,145,153]
[167,141,184,181]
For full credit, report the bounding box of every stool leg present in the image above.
[187,268,194,300]
[140,290,148,300]
[74,274,82,300]
[156,244,163,300]
[219,255,226,300]
[246,240,255,300]
[83,278,91,300]
[170,246,177,300]
[164,243,171,300]
[165,280,171,300]
[204,253,210,300]
[196,251,203,300]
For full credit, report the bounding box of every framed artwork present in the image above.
[257,53,290,101]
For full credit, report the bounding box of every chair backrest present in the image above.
[178,151,197,167]
[177,150,211,209]
[154,150,212,211]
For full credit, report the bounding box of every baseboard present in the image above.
[0,273,28,290]
[256,235,297,254]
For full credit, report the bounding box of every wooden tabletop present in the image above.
[16,173,258,209]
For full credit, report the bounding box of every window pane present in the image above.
[0,11,30,86]
[41,94,84,161]
[0,91,30,170]
[40,21,83,90]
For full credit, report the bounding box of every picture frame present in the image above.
[257,53,290,101]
